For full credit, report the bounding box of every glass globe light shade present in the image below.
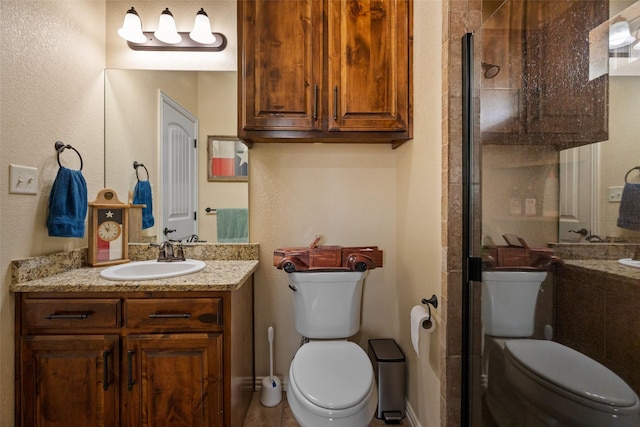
[117,7,147,43]
[609,21,635,49]
[189,8,217,44]
[154,8,182,44]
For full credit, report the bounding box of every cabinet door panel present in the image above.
[240,0,323,131]
[125,333,223,427]
[524,0,608,146]
[20,335,119,427]
[328,0,410,131]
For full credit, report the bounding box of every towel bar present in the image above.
[54,141,83,170]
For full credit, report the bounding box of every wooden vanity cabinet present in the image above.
[15,281,254,427]
[238,0,413,147]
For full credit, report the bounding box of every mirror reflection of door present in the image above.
[160,92,198,241]
[558,144,600,242]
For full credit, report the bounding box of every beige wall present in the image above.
[0,1,444,426]
[598,76,640,240]
[0,1,107,423]
[395,0,443,423]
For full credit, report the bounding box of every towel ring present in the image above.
[54,141,83,170]
[624,166,640,183]
[133,161,149,181]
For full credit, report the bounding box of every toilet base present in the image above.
[286,382,377,427]
[484,337,640,427]
[485,338,557,427]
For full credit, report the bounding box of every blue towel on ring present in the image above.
[47,166,87,238]
[617,182,640,231]
[133,180,154,229]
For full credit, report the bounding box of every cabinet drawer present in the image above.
[23,299,121,329]
[125,298,222,329]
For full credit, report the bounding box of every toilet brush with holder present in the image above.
[261,326,282,407]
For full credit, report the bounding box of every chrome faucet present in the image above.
[151,241,186,262]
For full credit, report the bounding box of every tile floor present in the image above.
[243,391,407,426]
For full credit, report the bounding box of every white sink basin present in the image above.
[618,258,640,269]
[100,259,206,281]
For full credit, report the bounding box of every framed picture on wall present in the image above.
[207,136,249,182]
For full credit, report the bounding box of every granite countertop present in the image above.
[563,259,640,281]
[10,260,260,293]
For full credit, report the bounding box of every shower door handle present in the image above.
[467,257,483,282]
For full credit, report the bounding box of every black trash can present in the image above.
[368,338,406,423]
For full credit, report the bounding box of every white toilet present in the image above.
[285,271,378,427]
[482,271,640,427]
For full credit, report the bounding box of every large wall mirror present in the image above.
[105,69,248,244]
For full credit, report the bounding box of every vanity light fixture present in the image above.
[117,7,146,44]
[609,19,636,49]
[189,8,216,44]
[117,6,227,52]
[154,8,182,44]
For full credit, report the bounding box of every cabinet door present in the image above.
[523,0,608,147]
[239,0,323,131]
[328,0,410,132]
[124,333,223,427]
[20,335,119,427]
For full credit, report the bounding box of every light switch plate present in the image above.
[608,186,624,203]
[9,164,38,195]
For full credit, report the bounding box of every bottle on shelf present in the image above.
[524,185,537,216]
[509,186,522,216]
[542,168,559,217]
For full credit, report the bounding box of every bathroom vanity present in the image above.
[11,247,259,427]
[552,243,640,396]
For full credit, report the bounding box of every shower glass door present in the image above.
[463,0,615,425]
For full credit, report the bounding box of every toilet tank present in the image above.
[481,271,547,337]
[288,271,368,339]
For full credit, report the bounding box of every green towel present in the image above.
[217,208,248,243]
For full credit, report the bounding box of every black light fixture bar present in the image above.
[127,31,227,52]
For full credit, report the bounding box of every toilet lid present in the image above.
[505,340,638,407]
[291,341,374,410]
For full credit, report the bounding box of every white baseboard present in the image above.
[405,400,422,427]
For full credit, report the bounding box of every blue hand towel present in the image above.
[617,182,640,231]
[217,208,248,243]
[47,166,88,238]
[133,180,154,229]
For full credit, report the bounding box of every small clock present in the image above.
[88,189,130,267]
[98,220,122,242]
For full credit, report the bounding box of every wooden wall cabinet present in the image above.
[15,281,253,427]
[481,0,608,149]
[238,0,413,148]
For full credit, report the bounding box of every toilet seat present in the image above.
[290,341,374,411]
[505,340,639,411]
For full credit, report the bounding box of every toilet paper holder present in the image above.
[420,295,438,327]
